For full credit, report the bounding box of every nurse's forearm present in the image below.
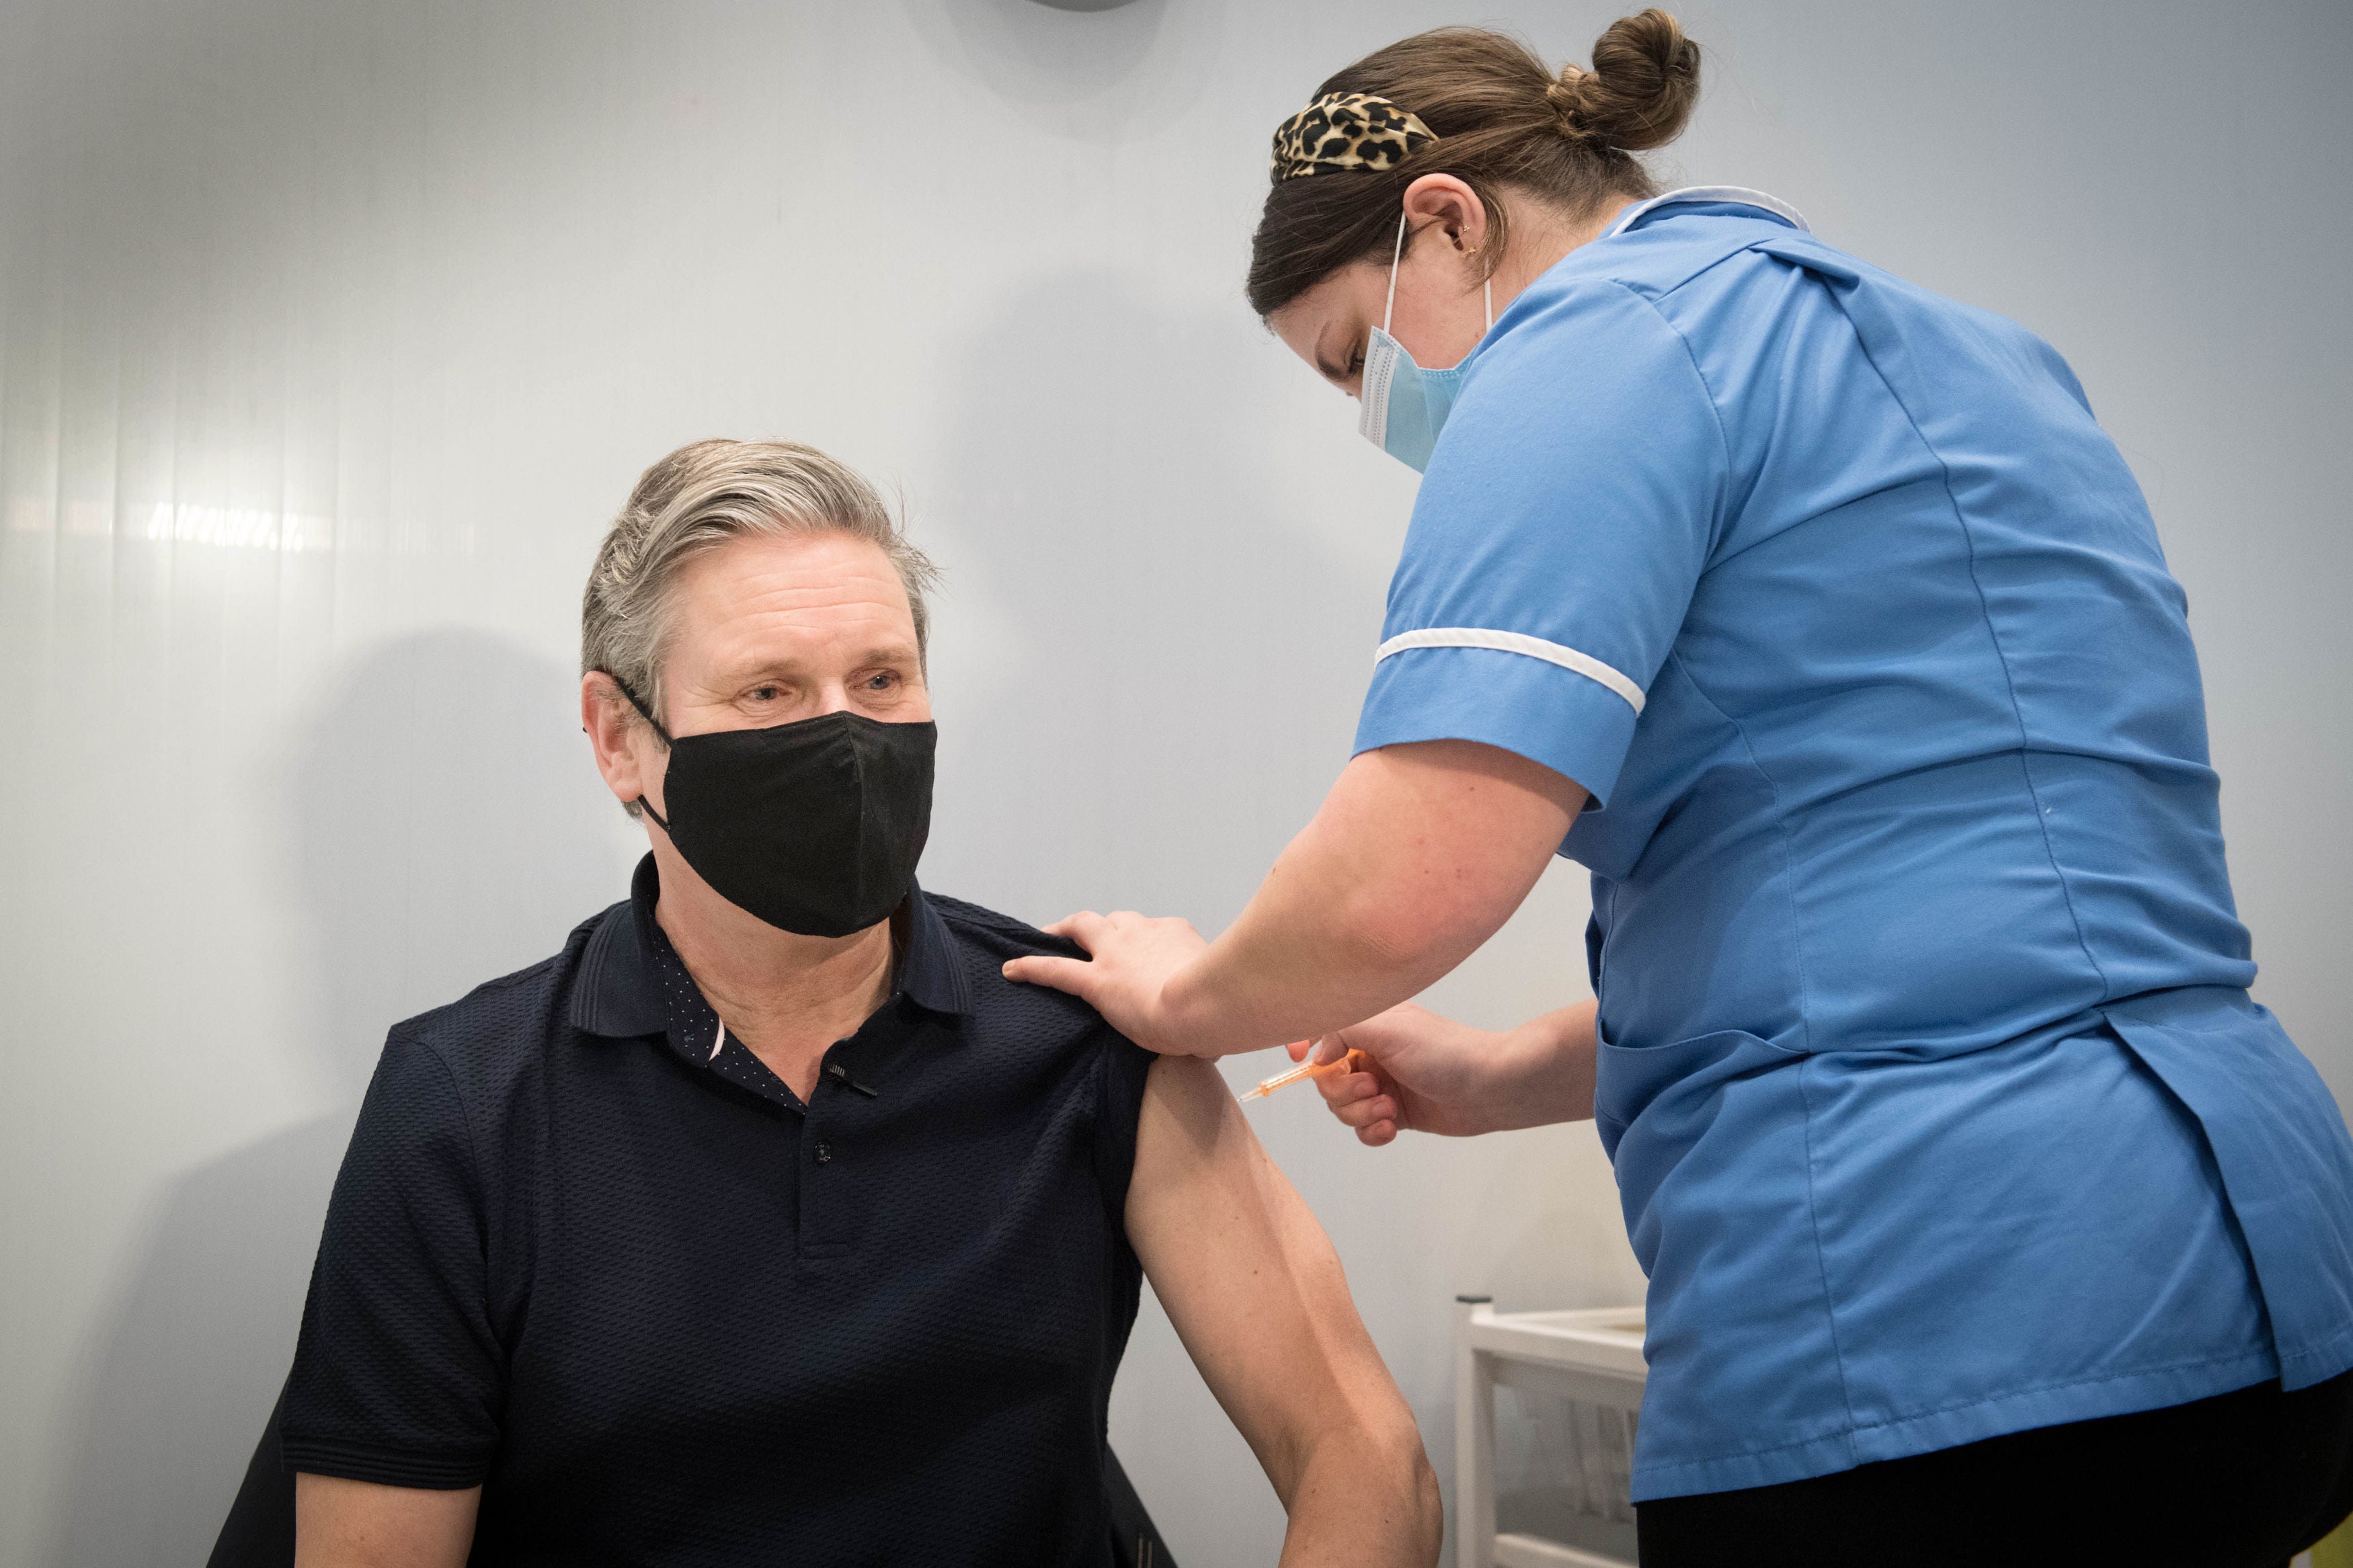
[1503,1001,1600,1128]
[1165,740,1583,1053]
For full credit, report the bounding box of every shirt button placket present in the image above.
[802,1094,851,1253]
[800,1118,830,1255]
[802,1043,869,1255]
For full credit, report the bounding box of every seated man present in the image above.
[282,439,1441,1567]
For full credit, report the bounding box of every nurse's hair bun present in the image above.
[1548,9,1701,152]
[1246,11,1706,319]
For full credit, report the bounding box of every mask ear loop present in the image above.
[1386,212,1497,341]
[1380,210,1406,335]
[598,669,676,830]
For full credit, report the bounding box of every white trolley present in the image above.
[1455,1296,1648,1568]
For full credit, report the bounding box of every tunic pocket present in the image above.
[1593,1027,1803,1163]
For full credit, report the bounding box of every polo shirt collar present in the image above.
[895,881,972,1018]
[568,855,970,1038]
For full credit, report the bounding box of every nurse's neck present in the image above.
[1484,192,1638,315]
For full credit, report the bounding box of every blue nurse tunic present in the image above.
[1353,190,2353,1500]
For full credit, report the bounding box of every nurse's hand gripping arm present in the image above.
[1126,1054,1443,1566]
[1002,737,1585,1059]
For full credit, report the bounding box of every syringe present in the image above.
[1246,1046,1367,1100]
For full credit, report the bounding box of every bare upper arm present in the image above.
[1123,1055,1422,1499]
[295,1473,479,1568]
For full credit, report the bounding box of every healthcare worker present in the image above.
[1002,10,2353,1566]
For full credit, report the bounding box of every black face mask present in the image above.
[608,677,935,938]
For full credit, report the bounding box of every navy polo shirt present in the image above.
[282,857,1157,1566]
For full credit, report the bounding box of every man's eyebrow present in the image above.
[717,640,920,679]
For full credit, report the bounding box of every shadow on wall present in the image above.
[918,264,1382,927]
[46,629,633,1567]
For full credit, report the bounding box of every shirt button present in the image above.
[815,1142,833,1164]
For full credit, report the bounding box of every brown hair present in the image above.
[1245,11,1702,318]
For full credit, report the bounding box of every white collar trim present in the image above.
[1605,185,1811,239]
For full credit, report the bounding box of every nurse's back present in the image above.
[1529,206,2253,1057]
[1369,188,2353,1498]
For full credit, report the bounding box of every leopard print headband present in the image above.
[1270,92,1437,182]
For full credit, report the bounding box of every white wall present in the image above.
[1,1,2346,1563]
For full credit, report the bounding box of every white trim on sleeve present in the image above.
[1374,627,1647,715]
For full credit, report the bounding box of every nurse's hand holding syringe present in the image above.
[1283,1000,1603,1147]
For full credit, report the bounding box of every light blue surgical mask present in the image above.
[1358,213,1493,472]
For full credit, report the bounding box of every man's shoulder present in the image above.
[923,892,1087,962]
[921,892,1146,1050]
[380,903,619,1089]
[923,895,1158,1173]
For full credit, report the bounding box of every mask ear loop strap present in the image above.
[1387,212,1497,339]
[597,669,676,829]
[1381,211,1406,334]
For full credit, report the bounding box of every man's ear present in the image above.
[581,671,648,808]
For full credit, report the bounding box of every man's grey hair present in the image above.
[582,438,940,739]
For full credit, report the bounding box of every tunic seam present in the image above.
[1792,1055,1858,1453]
[1654,653,1814,1057]
[1619,281,1804,1036]
[1608,282,1860,1439]
[1661,651,1856,1442]
[1822,292,2117,1003]
[1613,283,1738,554]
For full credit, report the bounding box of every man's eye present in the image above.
[865,671,900,692]
[749,685,780,701]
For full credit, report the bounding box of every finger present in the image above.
[1316,1071,1380,1107]
[1311,1035,1351,1066]
[1358,1120,1398,1148]
[1285,1038,1313,1064]
[1334,1095,1400,1130]
[1040,910,1105,942]
[1002,954,1100,995]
